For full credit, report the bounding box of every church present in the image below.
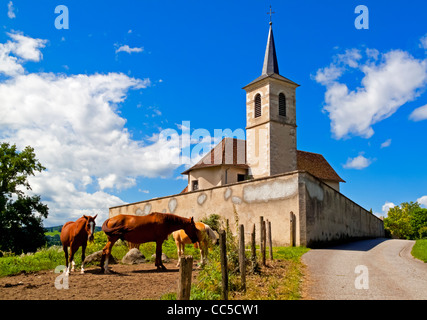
[109,21,384,247]
[181,21,344,194]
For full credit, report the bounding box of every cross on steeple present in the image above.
[267,5,275,24]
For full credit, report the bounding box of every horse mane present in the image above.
[203,224,218,241]
[155,212,190,225]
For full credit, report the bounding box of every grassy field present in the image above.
[1,228,309,300]
[412,239,427,262]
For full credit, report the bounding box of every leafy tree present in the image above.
[410,207,427,239]
[0,143,49,253]
[384,201,427,239]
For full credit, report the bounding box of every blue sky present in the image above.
[0,0,426,226]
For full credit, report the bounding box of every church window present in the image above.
[254,94,261,118]
[192,180,199,191]
[279,93,286,117]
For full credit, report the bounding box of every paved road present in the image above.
[302,238,427,300]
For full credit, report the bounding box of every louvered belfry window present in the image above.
[279,93,286,117]
[254,94,261,118]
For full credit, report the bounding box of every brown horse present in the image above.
[100,212,198,273]
[173,222,217,267]
[60,214,97,274]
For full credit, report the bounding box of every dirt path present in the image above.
[302,238,427,300]
[0,260,199,300]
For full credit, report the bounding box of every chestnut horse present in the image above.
[173,222,217,267]
[100,212,198,273]
[60,214,97,274]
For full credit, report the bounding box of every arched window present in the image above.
[254,94,261,118]
[279,93,286,117]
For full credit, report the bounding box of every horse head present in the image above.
[84,214,97,242]
[184,217,199,243]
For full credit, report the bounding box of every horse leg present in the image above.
[155,240,167,271]
[63,245,69,275]
[80,242,87,274]
[175,239,182,267]
[69,244,76,273]
[101,237,118,274]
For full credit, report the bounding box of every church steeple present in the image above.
[243,13,300,179]
[262,24,279,75]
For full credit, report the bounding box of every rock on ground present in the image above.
[122,248,146,264]
[151,252,169,263]
[84,250,117,265]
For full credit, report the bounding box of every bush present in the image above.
[189,215,242,300]
[418,226,427,239]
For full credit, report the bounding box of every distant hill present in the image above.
[44,225,102,246]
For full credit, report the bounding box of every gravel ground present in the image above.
[0,260,199,300]
[302,238,427,300]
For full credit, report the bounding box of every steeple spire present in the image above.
[262,19,279,75]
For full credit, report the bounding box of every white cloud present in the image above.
[313,64,343,86]
[382,201,396,215]
[0,32,188,225]
[337,48,362,68]
[115,44,143,54]
[417,196,427,208]
[7,1,15,19]
[409,104,427,121]
[380,138,392,148]
[343,153,372,169]
[316,47,427,139]
[0,32,46,77]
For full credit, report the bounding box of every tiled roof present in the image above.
[297,150,345,183]
[181,138,248,174]
[181,138,344,183]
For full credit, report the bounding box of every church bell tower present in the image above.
[243,20,299,179]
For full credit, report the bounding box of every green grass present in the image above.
[44,230,61,237]
[176,226,310,301]
[412,239,427,262]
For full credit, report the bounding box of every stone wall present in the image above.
[109,171,384,247]
[110,172,300,246]
[298,172,385,247]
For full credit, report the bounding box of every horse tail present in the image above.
[102,218,126,237]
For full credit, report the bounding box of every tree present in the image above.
[0,142,49,253]
[410,207,427,239]
[384,201,427,239]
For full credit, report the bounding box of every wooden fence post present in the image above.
[251,223,256,261]
[267,220,273,261]
[239,224,246,292]
[219,229,228,300]
[260,216,266,266]
[177,255,193,300]
[290,211,294,247]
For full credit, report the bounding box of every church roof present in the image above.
[297,150,345,183]
[182,138,345,183]
[242,22,299,89]
[181,138,248,174]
